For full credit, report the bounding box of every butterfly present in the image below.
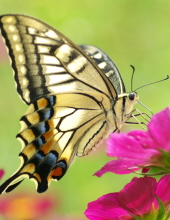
[0,14,139,193]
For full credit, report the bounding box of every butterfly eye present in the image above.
[129,92,135,101]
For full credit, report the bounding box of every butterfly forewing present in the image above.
[0,14,117,104]
[79,45,126,95]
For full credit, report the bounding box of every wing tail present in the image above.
[0,94,78,193]
[0,170,26,194]
[0,92,108,193]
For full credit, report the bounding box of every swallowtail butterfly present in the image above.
[0,14,139,193]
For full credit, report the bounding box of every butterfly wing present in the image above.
[0,92,112,193]
[0,14,117,104]
[80,45,126,95]
[0,15,121,193]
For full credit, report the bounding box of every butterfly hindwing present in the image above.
[0,91,112,193]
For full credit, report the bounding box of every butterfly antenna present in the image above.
[130,65,135,91]
[134,75,169,92]
[137,100,153,115]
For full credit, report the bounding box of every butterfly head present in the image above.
[116,91,139,118]
[125,91,139,114]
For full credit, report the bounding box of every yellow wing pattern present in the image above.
[0,15,117,104]
[0,92,112,193]
[0,14,128,193]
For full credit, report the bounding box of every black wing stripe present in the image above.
[82,120,107,154]
[0,15,118,104]
[80,45,126,95]
[0,14,120,193]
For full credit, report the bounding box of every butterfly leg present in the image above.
[124,109,150,130]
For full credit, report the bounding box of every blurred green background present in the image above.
[0,0,169,219]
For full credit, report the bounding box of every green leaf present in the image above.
[155,195,165,220]
[164,211,170,220]
[129,214,141,220]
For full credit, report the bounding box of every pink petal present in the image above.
[154,175,170,208]
[85,193,128,220]
[118,177,157,215]
[94,158,142,177]
[128,130,156,150]
[0,170,4,179]
[148,108,170,151]
[107,132,156,159]
[142,168,150,173]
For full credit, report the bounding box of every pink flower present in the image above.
[0,192,85,220]
[85,175,170,220]
[95,108,170,177]
[0,170,4,179]
[0,193,55,220]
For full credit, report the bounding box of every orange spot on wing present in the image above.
[43,130,58,142]
[47,119,60,130]
[41,139,56,154]
[37,98,48,110]
[51,167,63,177]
